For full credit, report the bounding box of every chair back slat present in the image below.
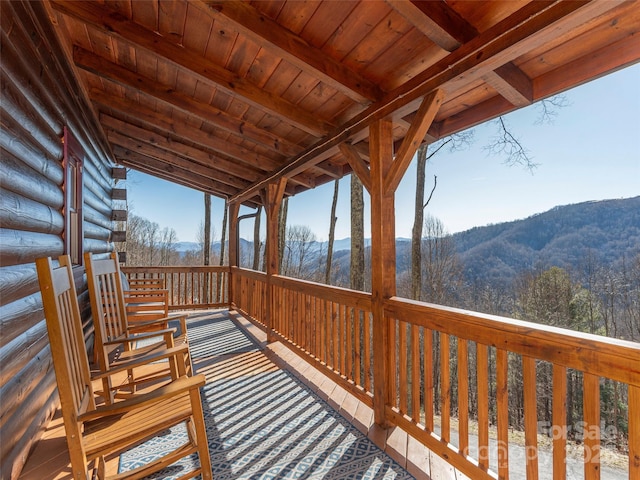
[36,256,96,430]
[85,253,130,370]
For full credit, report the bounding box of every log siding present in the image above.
[0,2,117,477]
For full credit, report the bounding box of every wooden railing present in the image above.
[233,269,375,405]
[385,297,639,480]
[233,268,639,480]
[233,267,267,323]
[121,266,229,310]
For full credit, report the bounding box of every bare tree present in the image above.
[411,134,472,300]
[278,197,288,273]
[253,206,262,271]
[219,199,228,266]
[325,179,339,284]
[281,224,317,279]
[350,174,365,291]
[204,194,211,266]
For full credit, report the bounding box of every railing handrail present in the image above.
[271,274,372,308]
[122,265,230,274]
[386,295,640,387]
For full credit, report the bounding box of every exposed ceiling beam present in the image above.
[50,0,334,136]
[101,114,269,183]
[386,0,478,52]
[90,90,286,171]
[74,47,301,157]
[339,143,371,193]
[108,130,254,190]
[483,62,533,107]
[200,0,383,104]
[230,0,610,204]
[91,91,325,188]
[384,89,445,194]
[114,148,245,198]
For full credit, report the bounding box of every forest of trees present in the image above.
[117,195,639,452]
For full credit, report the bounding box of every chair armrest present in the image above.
[127,314,187,332]
[90,344,190,380]
[79,374,206,421]
[102,327,177,346]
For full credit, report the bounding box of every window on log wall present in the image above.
[63,127,83,264]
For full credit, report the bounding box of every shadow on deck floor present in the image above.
[19,309,461,480]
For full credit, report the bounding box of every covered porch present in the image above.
[2,1,639,479]
[19,266,638,479]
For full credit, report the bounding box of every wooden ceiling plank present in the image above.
[90,91,285,171]
[115,150,243,198]
[339,143,371,193]
[201,1,382,104]
[229,0,624,205]
[483,62,533,107]
[533,34,640,99]
[108,131,253,190]
[73,46,301,157]
[101,114,264,181]
[384,89,445,195]
[104,111,315,190]
[386,0,478,52]
[50,0,333,136]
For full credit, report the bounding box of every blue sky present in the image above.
[124,63,639,243]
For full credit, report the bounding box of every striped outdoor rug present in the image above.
[119,311,414,479]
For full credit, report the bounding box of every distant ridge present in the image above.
[176,197,640,290]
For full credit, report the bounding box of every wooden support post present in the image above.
[265,178,287,343]
[370,118,395,426]
[228,201,240,308]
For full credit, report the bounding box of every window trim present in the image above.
[62,126,84,265]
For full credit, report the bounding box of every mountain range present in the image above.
[176,196,640,287]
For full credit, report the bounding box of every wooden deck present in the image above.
[18,309,463,480]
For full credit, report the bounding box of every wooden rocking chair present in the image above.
[36,256,212,480]
[83,252,192,404]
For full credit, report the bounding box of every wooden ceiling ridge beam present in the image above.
[50,0,333,136]
[386,0,478,52]
[384,89,445,195]
[200,0,383,104]
[230,0,597,204]
[73,46,300,157]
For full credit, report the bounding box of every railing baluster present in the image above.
[424,327,433,431]
[497,348,509,480]
[411,323,420,422]
[399,319,408,414]
[347,306,354,381]
[441,332,450,443]
[523,356,538,480]
[364,311,371,392]
[583,373,600,480]
[552,364,567,480]
[389,318,398,410]
[630,384,640,478]
[477,343,489,470]
[458,338,469,457]
[354,308,361,386]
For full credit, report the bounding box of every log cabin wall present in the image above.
[0,2,117,478]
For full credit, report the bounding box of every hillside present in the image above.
[453,197,640,287]
[174,197,640,289]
